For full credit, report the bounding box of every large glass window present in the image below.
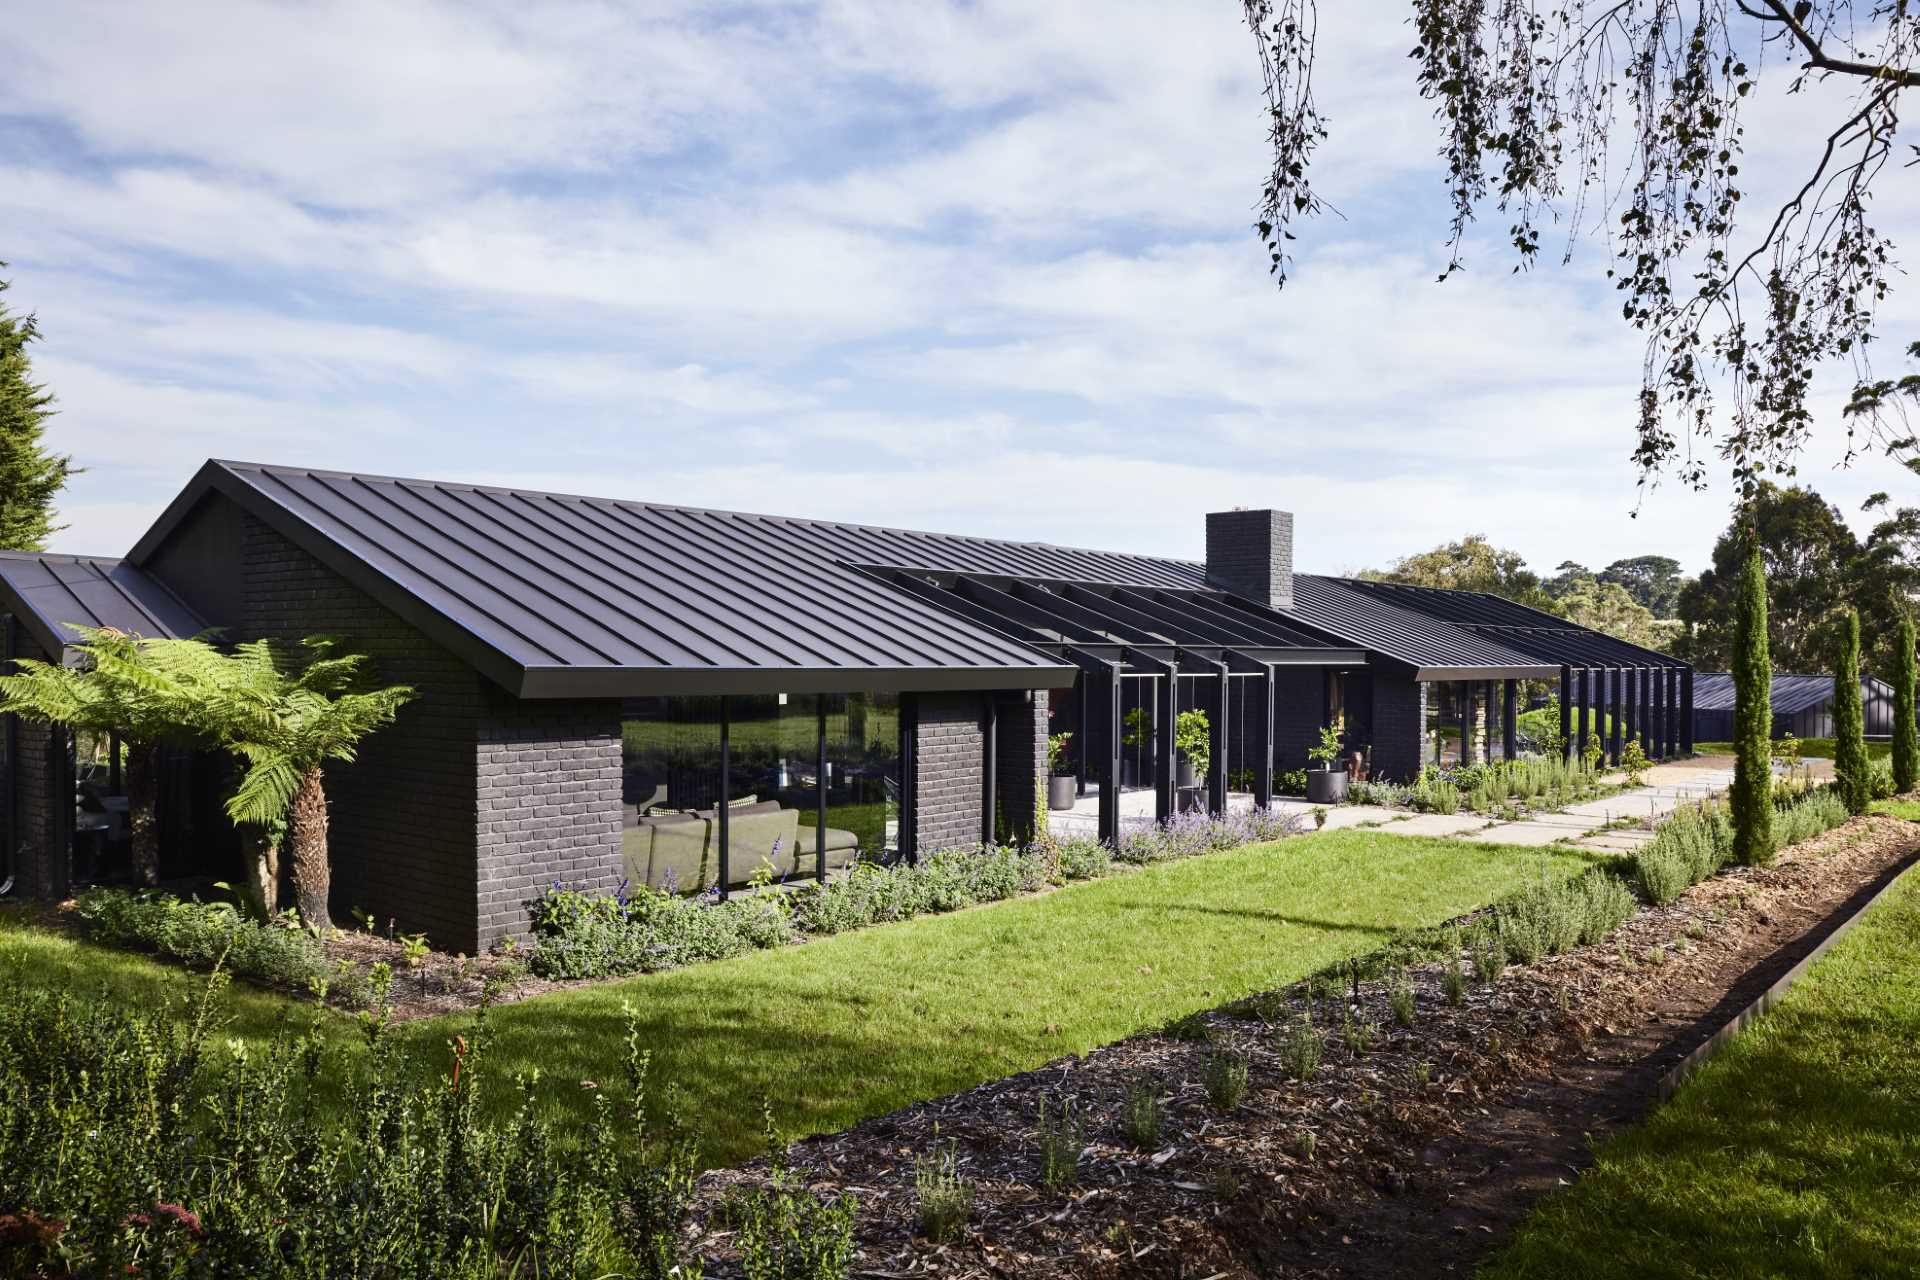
[620,692,899,895]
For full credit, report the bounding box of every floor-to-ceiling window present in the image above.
[619,692,900,895]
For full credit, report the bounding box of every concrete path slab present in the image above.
[1389,813,1494,837]
[1462,821,1581,846]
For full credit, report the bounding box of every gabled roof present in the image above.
[131,461,1078,698]
[1691,672,1887,716]
[0,552,205,664]
[125,460,1679,697]
[1284,576,1556,679]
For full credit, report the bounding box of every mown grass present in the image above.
[3,830,1602,1168]
[1694,737,1892,760]
[1870,796,1920,821]
[1481,865,1920,1279]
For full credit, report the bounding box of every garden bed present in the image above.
[684,807,1920,1278]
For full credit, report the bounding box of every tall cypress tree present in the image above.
[1894,612,1918,794]
[1731,541,1775,865]
[0,269,74,551]
[1831,607,1869,814]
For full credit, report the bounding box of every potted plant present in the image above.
[1047,731,1078,810]
[1120,707,1148,787]
[1306,718,1349,803]
[1174,710,1210,789]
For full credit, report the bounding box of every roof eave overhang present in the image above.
[1412,664,1561,681]
[516,662,1079,699]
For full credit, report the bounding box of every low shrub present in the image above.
[1053,834,1112,881]
[1276,1012,1321,1081]
[0,975,755,1279]
[1497,867,1638,966]
[527,882,796,980]
[1116,807,1305,865]
[1203,1047,1249,1113]
[1035,1096,1085,1191]
[912,1142,973,1244]
[1630,789,1844,907]
[1121,1075,1164,1148]
[74,887,329,994]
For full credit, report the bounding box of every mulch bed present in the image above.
[689,812,1920,1279]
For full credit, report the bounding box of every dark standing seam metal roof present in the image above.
[129,461,1079,698]
[0,552,206,664]
[1280,576,1557,679]
[1691,672,1887,716]
[1325,577,1688,672]
[126,460,1679,696]
[862,569,1370,667]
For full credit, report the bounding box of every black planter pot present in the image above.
[1121,757,1141,788]
[1177,757,1199,790]
[1048,774,1079,811]
[1306,765,1349,804]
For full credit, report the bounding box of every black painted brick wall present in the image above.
[911,691,985,853]
[1271,667,1324,773]
[475,694,623,950]
[12,715,62,899]
[1371,675,1427,781]
[994,690,1047,842]
[1204,509,1294,611]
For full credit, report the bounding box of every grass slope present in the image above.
[2,830,1601,1168]
[1694,737,1892,760]
[1481,865,1920,1279]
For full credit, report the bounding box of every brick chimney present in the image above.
[1205,509,1294,612]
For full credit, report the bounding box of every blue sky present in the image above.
[2,1,1915,578]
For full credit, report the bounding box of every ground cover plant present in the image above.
[1,829,1602,1169]
[1482,863,1920,1279]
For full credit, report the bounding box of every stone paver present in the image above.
[1389,813,1494,837]
[1461,820,1581,846]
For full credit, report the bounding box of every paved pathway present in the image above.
[1047,755,1743,854]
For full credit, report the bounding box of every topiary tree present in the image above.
[1895,612,1919,795]
[1731,543,1775,866]
[1831,608,1870,815]
[0,627,199,886]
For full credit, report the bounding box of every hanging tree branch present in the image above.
[1243,0,1919,497]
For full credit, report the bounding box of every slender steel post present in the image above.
[899,693,917,864]
[1681,668,1695,754]
[1623,667,1637,755]
[982,695,998,844]
[1207,660,1229,815]
[1577,668,1592,761]
[1502,678,1517,761]
[815,700,828,883]
[1075,675,1089,796]
[1253,663,1275,806]
[1101,664,1122,846]
[1609,668,1624,766]
[1559,666,1573,760]
[1156,668,1177,820]
[1457,682,1471,766]
[717,696,731,898]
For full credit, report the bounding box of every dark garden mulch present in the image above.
[691,812,1920,1279]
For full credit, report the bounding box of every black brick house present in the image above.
[0,461,1692,951]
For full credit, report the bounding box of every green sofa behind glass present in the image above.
[621,797,862,892]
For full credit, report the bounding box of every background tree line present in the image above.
[1362,481,1920,676]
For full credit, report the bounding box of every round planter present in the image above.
[1306,765,1350,804]
[1048,774,1079,811]
[1177,757,1199,790]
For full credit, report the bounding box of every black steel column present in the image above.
[1622,667,1637,756]
[1253,663,1275,807]
[1502,679,1517,761]
[1207,660,1229,815]
[1652,669,1667,759]
[1577,668,1591,761]
[1156,668,1177,821]
[1559,666,1573,760]
[1101,665,1122,846]
[815,700,828,883]
[1458,682,1472,766]
[1608,668,1624,766]
[899,693,918,864]
[1075,676,1089,796]
[1642,666,1655,759]
[1666,668,1680,759]
[1681,668,1695,754]
[717,696,731,898]
[983,696,998,844]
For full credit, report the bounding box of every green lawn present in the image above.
[1481,865,1920,1279]
[1694,737,1892,760]
[3,830,1601,1168]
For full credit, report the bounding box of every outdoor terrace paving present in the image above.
[1048,754,1748,853]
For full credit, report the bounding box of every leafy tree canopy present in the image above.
[1598,555,1687,619]
[1362,534,1555,611]
[1243,2,1920,494]
[1675,481,1920,673]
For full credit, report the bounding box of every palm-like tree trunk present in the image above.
[289,764,332,932]
[237,827,280,921]
[126,742,159,887]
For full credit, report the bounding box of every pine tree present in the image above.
[1831,608,1870,814]
[1894,612,1918,795]
[0,269,74,550]
[1731,542,1775,865]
